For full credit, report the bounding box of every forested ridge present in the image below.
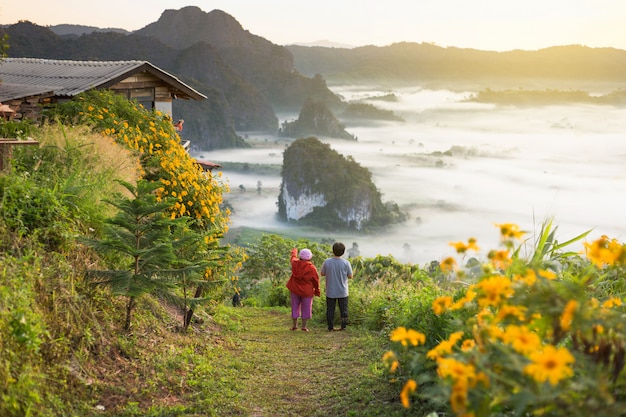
[5,7,626,150]
[287,43,626,88]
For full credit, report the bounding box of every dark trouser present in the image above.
[326,297,348,330]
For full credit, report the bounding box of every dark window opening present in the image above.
[116,88,155,110]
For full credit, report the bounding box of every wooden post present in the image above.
[0,138,40,172]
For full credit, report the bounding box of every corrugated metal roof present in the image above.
[0,83,54,102]
[0,58,206,101]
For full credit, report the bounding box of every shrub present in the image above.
[0,173,73,249]
[1,124,141,250]
[384,222,626,417]
[0,256,46,417]
[0,119,35,139]
[47,90,229,234]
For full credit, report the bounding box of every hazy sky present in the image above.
[2,0,626,51]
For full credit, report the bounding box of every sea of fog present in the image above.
[192,87,626,266]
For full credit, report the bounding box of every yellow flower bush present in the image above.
[51,90,243,302]
[64,90,229,236]
[384,222,626,416]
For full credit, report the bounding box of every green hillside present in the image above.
[3,79,626,417]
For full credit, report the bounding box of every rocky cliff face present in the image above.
[281,187,327,221]
[278,137,397,231]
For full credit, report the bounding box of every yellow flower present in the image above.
[560,300,578,331]
[513,269,537,286]
[449,238,479,253]
[461,339,475,351]
[502,325,541,355]
[450,240,469,253]
[437,357,477,384]
[382,351,399,373]
[406,328,426,346]
[495,223,525,240]
[537,269,557,280]
[390,327,408,345]
[475,275,513,308]
[433,296,453,315]
[584,235,624,267]
[523,345,575,385]
[440,256,457,273]
[495,304,526,322]
[451,289,477,310]
[390,327,426,347]
[400,379,417,408]
[488,249,512,269]
[467,237,479,251]
[449,331,464,345]
[476,308,493,326]
[450,381,470,414]
[427,331,464,360]
[427,343,450,360]
[602,297,622,309]
[593,324,605,335]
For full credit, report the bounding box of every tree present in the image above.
[83,179,205,331]
[166,231,235,332]
[50,90,243,330]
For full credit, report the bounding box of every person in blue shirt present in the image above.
[320,242,353,331]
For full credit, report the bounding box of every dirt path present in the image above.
[221,308,411,417]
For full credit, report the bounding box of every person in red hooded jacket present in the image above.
[286,248,321,331]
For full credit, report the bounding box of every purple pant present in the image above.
[290,293,313,319]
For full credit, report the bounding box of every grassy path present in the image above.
[215,307,412,417]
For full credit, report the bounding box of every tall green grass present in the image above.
[0,123,140,416]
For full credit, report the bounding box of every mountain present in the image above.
[135,7,270,51]
[286,42,626,90]
[2,21,63,58]
[287,40,355,49]
[279,98,356,140]
[49,24,129,36]
[134,7,343,112]
[0,8,345,149]
[278,137,404,231]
